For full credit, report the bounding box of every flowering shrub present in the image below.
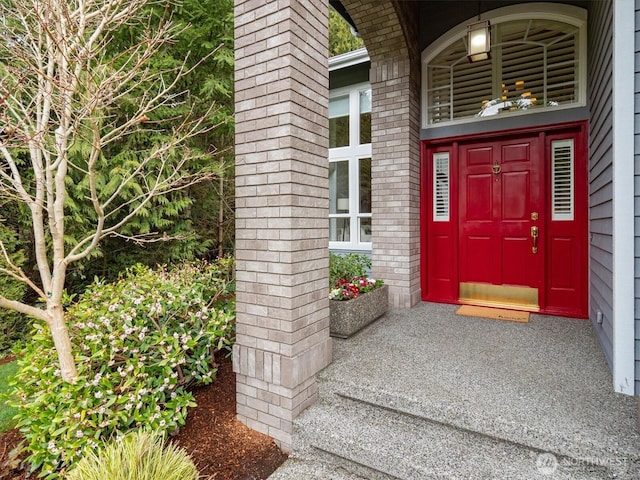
[329,277,383,301]
[8,259,234,479]
[329,253,383,301]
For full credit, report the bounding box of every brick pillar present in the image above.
[370,55,421,308]
[342,0,422,308]
[233,0,331,452]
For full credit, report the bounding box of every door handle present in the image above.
[531,226,539,254]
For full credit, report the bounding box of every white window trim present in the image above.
[612,0,635,395]
[329,82,372,251]
[329,47,369,72]
[420,3,587,129]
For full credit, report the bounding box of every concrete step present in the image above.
[315,376,640,477]
[288,394,634,480]
[269,306,640,480]
[267,457,376,480]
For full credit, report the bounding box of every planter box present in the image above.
[329,284,389,338]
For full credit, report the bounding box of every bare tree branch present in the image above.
[0,295,47,323]
[111,231,196,245]
[0,0,223,382]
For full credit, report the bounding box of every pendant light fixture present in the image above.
[467,2,491,62]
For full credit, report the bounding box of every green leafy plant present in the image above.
[8,259,234,478]
[66,430,199,480]
[329,253,383,301]
[329,253,371,286]
[0,359,18,433]
[0,0,233,388]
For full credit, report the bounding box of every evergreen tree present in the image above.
[0,0,229,381]
[65,0,236,286]
[329,8,364,57]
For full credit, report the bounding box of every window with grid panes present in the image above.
[329,84,372,249]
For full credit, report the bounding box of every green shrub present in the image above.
[0,221,29,356]
[0,360,19,433]
[329,252,371,286]
[9,259,234,479]
[66,431,198,480]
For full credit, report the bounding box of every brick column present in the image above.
[233,0,331,451]
[342,0,422,308]
[370,56,421,308]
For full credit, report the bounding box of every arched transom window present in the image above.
[422,4,586,127]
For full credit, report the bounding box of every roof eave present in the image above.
[328,47,370,71]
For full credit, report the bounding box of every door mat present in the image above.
[456,305,529,323]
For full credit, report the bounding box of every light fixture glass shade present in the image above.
[467,20,491,62]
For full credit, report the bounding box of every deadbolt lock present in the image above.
[531,212,538,220]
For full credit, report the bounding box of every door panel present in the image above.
[544,132,588,317]
[459,136,542,310]
[432,234,454,280]
[502,171,529,220]
[549,237,574,288]
[502,237,532,285]
[422,122,588,318]
[467,174,492,220]
[467,146,492,165]
[463,235,494,283]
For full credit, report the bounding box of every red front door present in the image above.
[459,136,544,309]
[421,123,588,318]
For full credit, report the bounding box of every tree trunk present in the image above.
[218,176,224,259]
[48,304,78,382]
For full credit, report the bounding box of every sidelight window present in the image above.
[433,152,450,222]
[551,139,574,221]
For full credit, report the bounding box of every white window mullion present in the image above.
[449,68,454,122]
[492,28,501,100]
[348,89,359,245]
[349,90,359,151]
[543,46,548,105]
[349,154,358,244]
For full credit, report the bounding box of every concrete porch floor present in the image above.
[269,302,640,479]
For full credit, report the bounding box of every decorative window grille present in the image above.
[433,152,450,221]
[551,139,574,221]
[425,17,582,125]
